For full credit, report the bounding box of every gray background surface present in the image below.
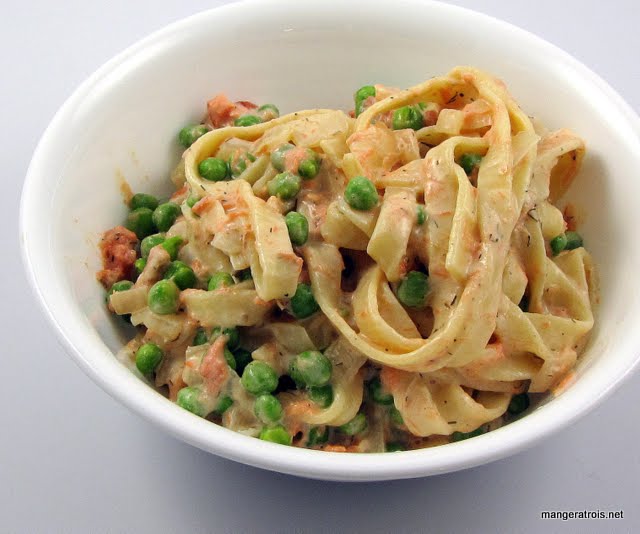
[3,1,638,532]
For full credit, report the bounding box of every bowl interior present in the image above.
[22,0,640,480]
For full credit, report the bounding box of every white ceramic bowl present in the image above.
[20,0,640,481]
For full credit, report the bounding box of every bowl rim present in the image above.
[19,0,640,481]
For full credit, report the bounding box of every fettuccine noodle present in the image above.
[98,67,595,452]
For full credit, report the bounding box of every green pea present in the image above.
[108,280,133,296]
[257,104,280,120]
[339,413,367,435]
[285,212,309,246]
[259,425,291,445]
[176,386,205,417]
[234,115,262,127]
[140,233,165,259]
[459,153,483,176]
[368,377,393,405]
[416,205,426,225]
[211,326,240,350]
[297,149,322,179]
[397,271,429,308]
[152,202,181,232]
[254,394,283,423]
[508,393,530,415]
[208,272,235,291]
[134,258,147,276]
[233,348,252,375]
[178,124,208,148]
[290,283,320,319]
[237,268,253,281]
[565,231,583,250]
[354,85,376,117]
[451,426,487,442]
[161,236,183,260]
[214,395,233,415]
[392,105,424,130]
[125,207,156,239]
[389,406,404,426]
[130,193,159,211]
[224,347,236,370]
[270,143,295,172]
[198,157,229,182]
[386,442,405,452]
[135,343,163,375]
[163,260,196,290]
[258,104,279,113]
[298,159,320,179]
[162,259,188,278]
[186,195,198,208]
[344,176,378,211]
[229,152,255,177]
[307,426,329,447]
[289,350,332,387]
[550,233,568,256]
[192,328,208,346]
[267,171,301,200]
[309,385,333,408]
[147,279,180,315]
[241,361,278,395]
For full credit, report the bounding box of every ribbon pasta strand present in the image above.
[102,66,595,449]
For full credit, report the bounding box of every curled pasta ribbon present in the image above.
[306,68,538,372]
[106,66,595,443]
[304,67,593,433]
[180,110,352,301]
[496,237,595,393]
[382,367,510,436]
[298,338,365,427]
[184,109,352,199]
[278,336,366,428]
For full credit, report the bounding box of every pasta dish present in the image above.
[97,67,595,452]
